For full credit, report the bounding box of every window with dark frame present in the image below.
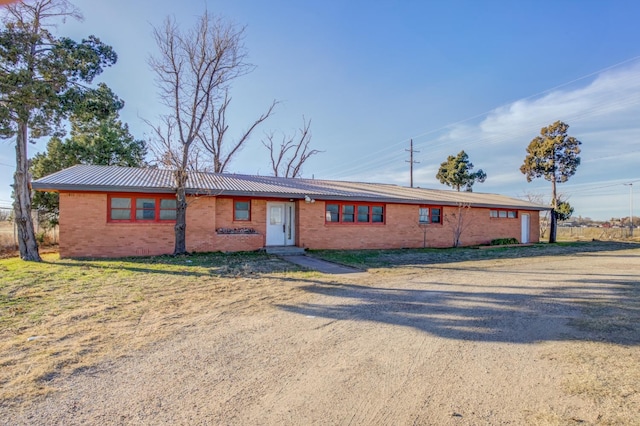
[372,206,384,223]
[136,198,156,220]
[326,204,340,222]
[431,207,441,224]
[418,206,442,224]
[342,205,355,222]
[234,200,251,221]
[325,202,384,224]
[109,195,176,222]
[159,199,177,220]
[357,205,369,222]
[110,197,131,221]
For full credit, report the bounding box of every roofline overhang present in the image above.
[31,183,176,194]
[32,183,549,211]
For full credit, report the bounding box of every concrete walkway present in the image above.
[278,254,366,275]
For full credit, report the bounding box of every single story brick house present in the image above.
[32,164,546,258]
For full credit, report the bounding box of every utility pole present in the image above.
[405,139,419,188]
[624,183,633,237]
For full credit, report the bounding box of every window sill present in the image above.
[324,223,386,226]
[107,221,176,225]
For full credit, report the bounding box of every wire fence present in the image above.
[556,226,637,241]
[0,207,58,250]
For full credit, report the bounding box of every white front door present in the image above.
[521,214,530,243]
[266,202,295,246]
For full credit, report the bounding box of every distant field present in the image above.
[0,221,11,233]
[0,221,14,249]
[556,226,638,242]
[0,220,59,250]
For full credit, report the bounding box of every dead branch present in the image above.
[198,91,277,173]
[262,117,322,178]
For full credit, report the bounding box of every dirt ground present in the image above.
[4,245,640,425]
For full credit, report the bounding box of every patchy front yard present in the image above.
[0,252,304,402]
[1,242,639,425]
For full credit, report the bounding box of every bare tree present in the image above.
[524,192,549,239]
[198,89,277,173]
[148,12,255,254]
[262,117,322,178]
[445,203,472,248]
[148,118,211,173]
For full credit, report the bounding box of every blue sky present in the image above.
[1,0,639,220]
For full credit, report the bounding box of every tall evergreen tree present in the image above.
[555,200,574,222]
[520,120,581,243]
[31,112,147,227]
[436,150,487,192]
[0,0,119,260]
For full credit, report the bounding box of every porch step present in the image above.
[264,246,306,256]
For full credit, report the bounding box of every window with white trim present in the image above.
[490,209,517,218]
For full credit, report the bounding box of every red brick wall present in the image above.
[58,193,269,258]
[57,192,539,257]
[58,193,220,257]
[214,198,266,252]
[59,192,177,258]
[297,202,539,249]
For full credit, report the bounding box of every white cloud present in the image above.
[351,62,640,219]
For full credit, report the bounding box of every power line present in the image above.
[319,55,640,179]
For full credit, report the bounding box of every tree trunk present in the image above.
[549,209,557,243]
[549,179,557,243]
[13,122,41,261]
[173,169,188,255]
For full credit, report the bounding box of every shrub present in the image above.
[35,231,47,244]
[490,238,519,246]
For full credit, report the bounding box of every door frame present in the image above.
[266,201,296,246]
[521,213,530,244]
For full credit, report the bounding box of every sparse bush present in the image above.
[35,231,47,244]
[0,208,11,222]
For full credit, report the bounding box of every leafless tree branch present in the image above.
[445,202,472,248]
[262,116,322,178]
[198,92,277,173]
[147,11,253,254]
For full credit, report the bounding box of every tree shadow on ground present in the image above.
[310,241,640,271]
[47,252,300,278]
[276,272,639,346]
[42,242,638,279]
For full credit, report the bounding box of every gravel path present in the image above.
[5,246,639,425]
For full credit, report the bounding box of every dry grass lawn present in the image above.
[0,252,305,403]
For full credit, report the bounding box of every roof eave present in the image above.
[31,183,175,194]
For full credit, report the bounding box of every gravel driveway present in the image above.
[6,244,640,425]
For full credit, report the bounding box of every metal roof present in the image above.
[32,164,548,210]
